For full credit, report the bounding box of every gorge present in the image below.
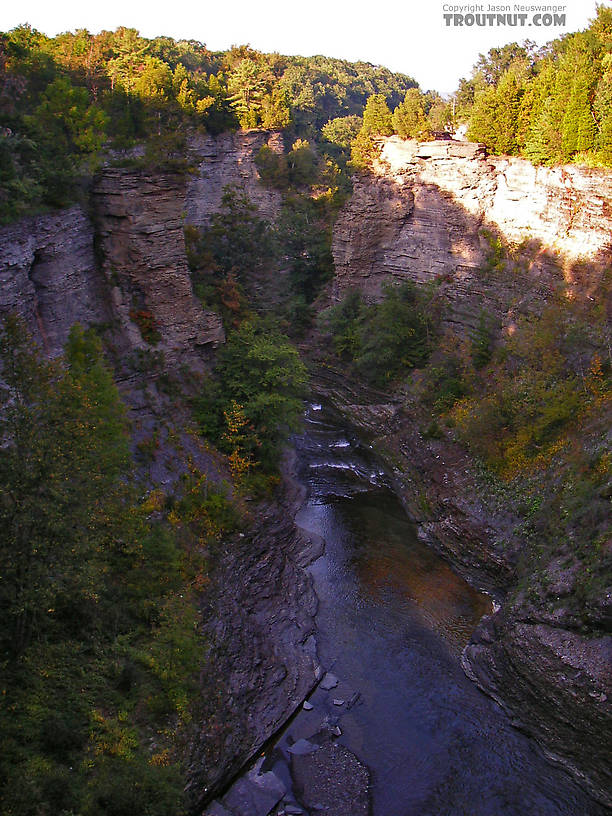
[0,131,610,815]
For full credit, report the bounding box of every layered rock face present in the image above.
[0,174,225,364]
[92,168,224,365]
[186,130,283,228]
[188,504,320,811]
[332,136,611,333]
[0,207,109,356]
[0,132,282,363]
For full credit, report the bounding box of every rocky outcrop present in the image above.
[0,206,110,356]
[186,130,284,228]
[332,137,612,334]
[92,168,224,366]
[0,172,225,365]
[187,500,321,812]
[463,614,612,806]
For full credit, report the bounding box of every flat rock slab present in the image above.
[319,673,339,690]
[287,738,319,756]
[291,741,370,816]
[221,770,286,816]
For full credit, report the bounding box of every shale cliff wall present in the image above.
[332,136,612,334]
[186,130,283,228]
[0,130,284,360]
[0,206,109,356]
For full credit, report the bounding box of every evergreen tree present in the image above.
[0,318,130,657]
[351,93,393,168]
[494,72,523,154]
[467,85,498,150]
[392,88,431,139]
[360,93,394,136]
[561,40,598,159]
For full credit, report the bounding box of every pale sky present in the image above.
[1,0,609,94]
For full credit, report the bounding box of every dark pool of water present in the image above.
[276,402,605,816]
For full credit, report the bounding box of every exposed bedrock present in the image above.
[186,504,321,812]
[186,130,284,228]
[0,206,109,356]
[91,167,224,365]
[332,136,612,336]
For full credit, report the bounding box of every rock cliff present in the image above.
[0,131,285,364]
[0,206,109,356]
[186,130,283,228]
[92,167,224,366]
[332,136,611,335]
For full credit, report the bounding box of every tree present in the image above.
[392,88,431,139]
[278,197,334,302]
[322,115,362,149]
[361,93,394,136]
[351,93,393,168]
[0,318,130,656]
[355,283,434,384]
[217,320,308,468]
[560,42,598,158]
[227,58,267,127]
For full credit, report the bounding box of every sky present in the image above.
[1,0,610,94]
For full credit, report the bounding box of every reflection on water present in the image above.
[339,494,492,654]
[286,402,605,816]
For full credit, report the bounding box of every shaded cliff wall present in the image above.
[186,130,284,228]
[91,168,224,366]
[0,130,284,361]
[0,206,109,356]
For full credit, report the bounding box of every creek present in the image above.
[266,401,604,815]
[212,400,605,816]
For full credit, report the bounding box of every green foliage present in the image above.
[470,310,496,370]
[423,352,470,413]
[217,319,309,469]
[0,23,422,219]
[322,115,362,150]
[193,319,307,471]
[0,317,209,816]
[351,93,394,168]
[255,144,290,188]
[458,8,612,165]
[0,319,129,655]
[392,89,431,139]
[450,294,611,479]
[323,283,438,385]
[278,196,334,303]
[323,288,365,359]
[188,184,276,289]
[468,71,522,155]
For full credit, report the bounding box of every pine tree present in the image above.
[392,88,431,139]
[351,94,393,168]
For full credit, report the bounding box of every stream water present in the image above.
[262,401,604,816]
